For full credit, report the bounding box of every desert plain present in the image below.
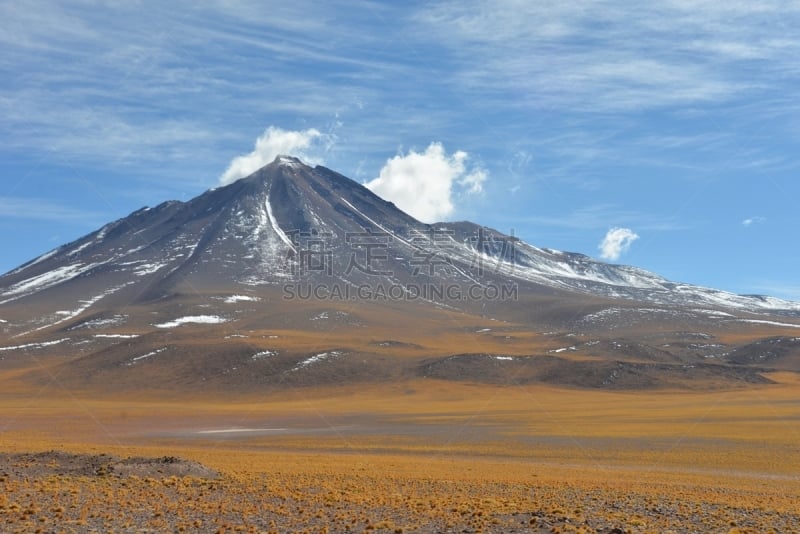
[1,358,799,533]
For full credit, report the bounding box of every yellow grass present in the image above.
[1,374,798,531]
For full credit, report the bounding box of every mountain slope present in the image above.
[1,155,799,392]
[2,155,798,319]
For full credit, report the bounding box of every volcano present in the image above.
[1,156,799,391]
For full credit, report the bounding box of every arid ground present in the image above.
[1,370,799,533]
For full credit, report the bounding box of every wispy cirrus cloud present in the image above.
[414,0,800,112]
[0,196,106,223]
[5,0,799,186]
[0,2,405,180]
[513,204,686,232]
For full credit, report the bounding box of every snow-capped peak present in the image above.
[275,155,305,168]
[1,156,799,326]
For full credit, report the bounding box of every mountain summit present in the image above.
[1,155,419,307]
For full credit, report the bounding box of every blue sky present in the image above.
[1,1,799,299]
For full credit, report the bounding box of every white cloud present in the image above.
[219,126,330,185]
[365,142,487,223]
[599,227,639,261]
[742,216,766,227]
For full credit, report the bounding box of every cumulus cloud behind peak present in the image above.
[219,126,330,185]
[599,227,639,261]
[365,142,487,223]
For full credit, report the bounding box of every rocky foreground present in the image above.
[1,451,797,533]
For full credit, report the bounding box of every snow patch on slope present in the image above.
[133,262,169,276]
[265,194,296,251]
[222,295,260,304]
[39,282,134,331]
[0,263,101,304]
[292,350,342,370]
[252,350,276,360]
[69,315,127,330]
[154,315,227,328]
[11,283,134,338]
[736,319,800,329]
[67,240,95,257]
[126,347,167,365]
[240,192,297,284]
[0,338,70,352]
